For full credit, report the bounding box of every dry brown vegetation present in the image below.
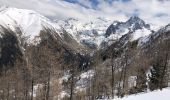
[0,27,170,100]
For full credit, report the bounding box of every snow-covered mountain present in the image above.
[0,7,154,49]
[56,16,153,49]
[0,7,61,45]
[105,16,153,43]
[56,17,112,48]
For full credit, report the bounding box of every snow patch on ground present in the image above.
[112,88,170,100]
[128,76,137,88]
[29,84,43,97]
[80,70,95,79]
[58,91,69,100]
[76,70,95,92]
[59,70,71,84]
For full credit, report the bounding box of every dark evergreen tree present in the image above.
[149,61,167,91]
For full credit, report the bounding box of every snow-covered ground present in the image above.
[58,91,70,100]
[112,88,170,100]
[75,70,95,92]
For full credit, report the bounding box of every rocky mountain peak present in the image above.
[126,16,150,30]
[127,16,144,24]
[105,16,151,39]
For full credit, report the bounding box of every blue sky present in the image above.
[64,0,99,9]
[0,0,170,27]
[63,0,130,9]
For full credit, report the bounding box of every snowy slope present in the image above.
[0,7,61,44]
[138,23,170,47]
[113,88,170,100]
[130,28,152,41]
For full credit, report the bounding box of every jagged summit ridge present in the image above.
[104,16,152,44]
[105,16,151,37]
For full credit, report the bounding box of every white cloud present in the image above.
[0,0,170,28]
[0,0,102,21]
[97,0,170,28]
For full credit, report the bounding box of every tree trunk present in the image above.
[118,66,124,98]
[70,69,74,100]
[160,52,168,89]
[31,77,34,100]
[122,56,128,96]
[46,71,51,100]
[7,82,10,100]
[111,65,115,98]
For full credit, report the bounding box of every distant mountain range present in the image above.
[0,7,155,49]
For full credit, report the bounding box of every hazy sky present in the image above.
[0,0,170,27]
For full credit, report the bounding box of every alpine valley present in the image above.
[0,7,170,100]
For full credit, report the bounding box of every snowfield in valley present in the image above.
[112,88,170,100]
